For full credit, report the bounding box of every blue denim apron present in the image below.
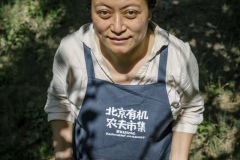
[73,43,173,160]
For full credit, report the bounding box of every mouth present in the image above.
[108,37,130,44]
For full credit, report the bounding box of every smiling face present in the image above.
[91,0,152,57]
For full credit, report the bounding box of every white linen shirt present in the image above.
[44,22,204,134]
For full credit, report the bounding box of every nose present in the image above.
[110,14,126,34]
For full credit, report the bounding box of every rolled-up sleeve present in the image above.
[44,42,75,123]
[172,43,204,133]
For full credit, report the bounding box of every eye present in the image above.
[97,10,111,19]
[125,10,138,19]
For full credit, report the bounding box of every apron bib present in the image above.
[73,44,173,160]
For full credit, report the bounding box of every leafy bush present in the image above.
[0,0,88,159]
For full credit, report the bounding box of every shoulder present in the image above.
[55,23,94,67]
[163,33,193,79]
[150,21,191,60]
[168,33,192,65]
[60,23,94,51]
[151,22,192,69]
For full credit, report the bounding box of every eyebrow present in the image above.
[94,2,141,10]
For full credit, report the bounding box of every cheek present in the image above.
[128,20,149,46]
[92,16,103,32]
[131,20,149,37]
[93,21,102,32]
[93,22,110,36]
[92,16,110,34]
[130,17,149,32]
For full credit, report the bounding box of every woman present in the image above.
[45,0,204,159]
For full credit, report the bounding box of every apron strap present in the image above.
[83,43,95,78]
[157,46,168,83]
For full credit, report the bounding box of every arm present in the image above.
[45,37,85,159]
[169,131,193,160]
[169,43,204,159]
[51,120,74,160]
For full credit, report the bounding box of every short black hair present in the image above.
[87,0,157,10]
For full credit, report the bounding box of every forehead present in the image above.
[91,0,148,8]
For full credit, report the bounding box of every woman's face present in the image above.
[91,0,151,56]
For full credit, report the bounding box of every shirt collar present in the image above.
[148,21,170,60]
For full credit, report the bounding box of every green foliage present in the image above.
[0,0,88,159]
[0,0,239,159]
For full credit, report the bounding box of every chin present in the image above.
[108,46,133,55]
[109,50,129,56]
